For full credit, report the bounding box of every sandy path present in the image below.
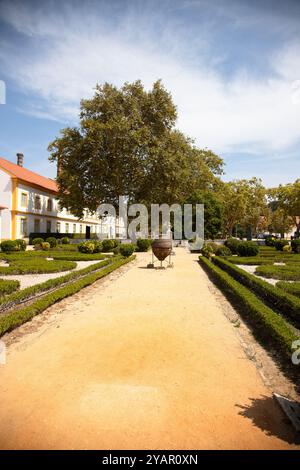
[0,248,297,449]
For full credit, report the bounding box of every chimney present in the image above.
[16,153,24,167]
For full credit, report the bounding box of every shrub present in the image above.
[136,238,152,252]
[78,241,95,254]
[201,244,214,258]
[41,242,51,251]
[92,241,103,253]
[119,243,135,257]
[102,239,115,252]
[61,237,70,245]
[277,281,300,299]
[32,237,44,247]
[0,279,20,297]
[15,239,27,251]
[213,256,300,327]
[265,237,276,247]
[255,264,300,281]
[291,239,300,253]
[205,242,219,254]
[199,256,299,357]
[0,258,76,275]
[215,246,231,256]
[224,238,241,254]
[274,239,289,251]
[283,244,292,252]
[0,240,21,252]
[237,241,259,257]
[46,237,58,248]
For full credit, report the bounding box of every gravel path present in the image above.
[0,249,296,449]
[0,260,101,289]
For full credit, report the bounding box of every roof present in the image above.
[0,157,58,193]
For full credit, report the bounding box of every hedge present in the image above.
[0,279,20,297]
[255,264,300,281]
[277,281,300,299]
[0,255,135,336]
[0,258,119,310]
[0,258,77,275]
[212,256,300,327]
[199,256,299,358]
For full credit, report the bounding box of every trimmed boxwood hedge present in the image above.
[255,264,300,281]
[212,256,300,327]
[277,281,300,299]
[0,258,77,275]
[0,279,20,297]
[0,255,135,336]
[199,256,299,358]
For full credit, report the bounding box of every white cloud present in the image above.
[1,0,300,159]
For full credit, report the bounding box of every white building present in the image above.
[0,154,125,241]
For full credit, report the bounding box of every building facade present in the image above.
[0,155,125,241]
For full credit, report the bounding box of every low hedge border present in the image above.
[0,257,121,310]
[276,281,300,299]
[0,255,135,337]
[0,258,77,275]
[212,256,300,327]
[199,256,299,358]
[0,279,20,297]
[255,264,300,281]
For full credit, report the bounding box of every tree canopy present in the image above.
[48,80,223,217]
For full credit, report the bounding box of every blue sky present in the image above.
[1,0,300,186]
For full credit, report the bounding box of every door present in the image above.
[85,226,91,239]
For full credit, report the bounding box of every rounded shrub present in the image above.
[274,239,289,251]
[93,241,103,253]
[265,237,276,247]
[237,241,259,257]
[205,242,219,254]
[61,237,70,245]
[291,239,300,253]
[282,244,292,252]
[102,239,115,252]
[224,238,241,254]
[46,237,58,248]
[119,243,135,257]
[78,241,95,254]
[32,237,44,247]
[215,246,232,256]
[15,239,27,251]
[0,240,21,252]
[136,238,151,252]
[41,242,51,251]
[201,244,214,258]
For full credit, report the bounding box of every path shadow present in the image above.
[236,395,300,444]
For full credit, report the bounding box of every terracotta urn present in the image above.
[152,238,172,261]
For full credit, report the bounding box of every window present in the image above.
[46,220,51,233]
[20,218,27,236]
[73,224,76,234]
[47,198,53,211]
[34,219,40,233]
[56,222,61,233]
[65,223,69,234]
[79,224,83,234]
[21,192,28,208]
[35,195,41,210]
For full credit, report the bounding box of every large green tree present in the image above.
[49,80,223,217]
[271,180,300,236]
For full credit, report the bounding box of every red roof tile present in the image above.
[0,157,58,193]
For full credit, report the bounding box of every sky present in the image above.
[0,0,300,187]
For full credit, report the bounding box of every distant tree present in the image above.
[184,190,223,240]
[48,80,223,217]
[271,180,300,237]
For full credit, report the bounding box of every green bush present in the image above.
[61,237,70,245]
[41,242,51,251]
[213,256,300,327]
[201,244,214,258]
[102,239,116,252]
[237,241,259,257]
[46,237,58,248]
[283,244,292,252]
[0,258,76,275]
[291,239,300,253]
[255,264,300,281]
[32,237,44,247]
[136,238,152,252]
[119,243,135,257]
[274,239,289,251]
[0,255,135,337]
[215,246,231,256]
[0,279,20,297]
[15,239,27,251]
[0,240,21,252]
[265,237,276,247]
[224,238,241,254]
[93,241,103,253]
[78,241,95,254]
[199,256,299,357]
